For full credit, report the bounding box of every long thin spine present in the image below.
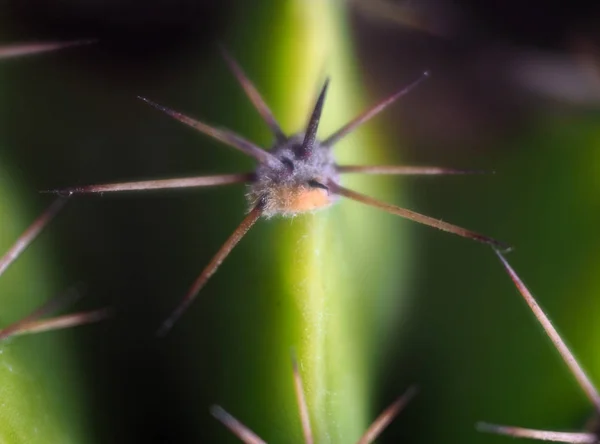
[337,165,488,175]
[0,198,66,277]
[0,40,95,60]
[356,386,418,444]
[210,405,267,444]
[322,71,430,148]
[0,285,83,340]
[495,250,600,412]
[157,202,264,336]
[477,423,598,443]
[138,97,280,166]
[329,182,510,250]
[45,173,253,196]
[2,309,111,339]
[220,46,286,142]
[291,355,313,444]
[296,79,330,159]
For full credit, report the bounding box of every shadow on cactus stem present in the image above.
[478,250,600,443]
[0,198,109,341]
[211,353,417,444]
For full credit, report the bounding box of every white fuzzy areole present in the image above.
[246,133,340,217]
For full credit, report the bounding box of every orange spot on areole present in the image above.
[275,186,333,214]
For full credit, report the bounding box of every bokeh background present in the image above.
[1,0,600,442]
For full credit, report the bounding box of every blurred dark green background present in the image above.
[1,0,600,442]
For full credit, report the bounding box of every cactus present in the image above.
[4,2,597,444]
